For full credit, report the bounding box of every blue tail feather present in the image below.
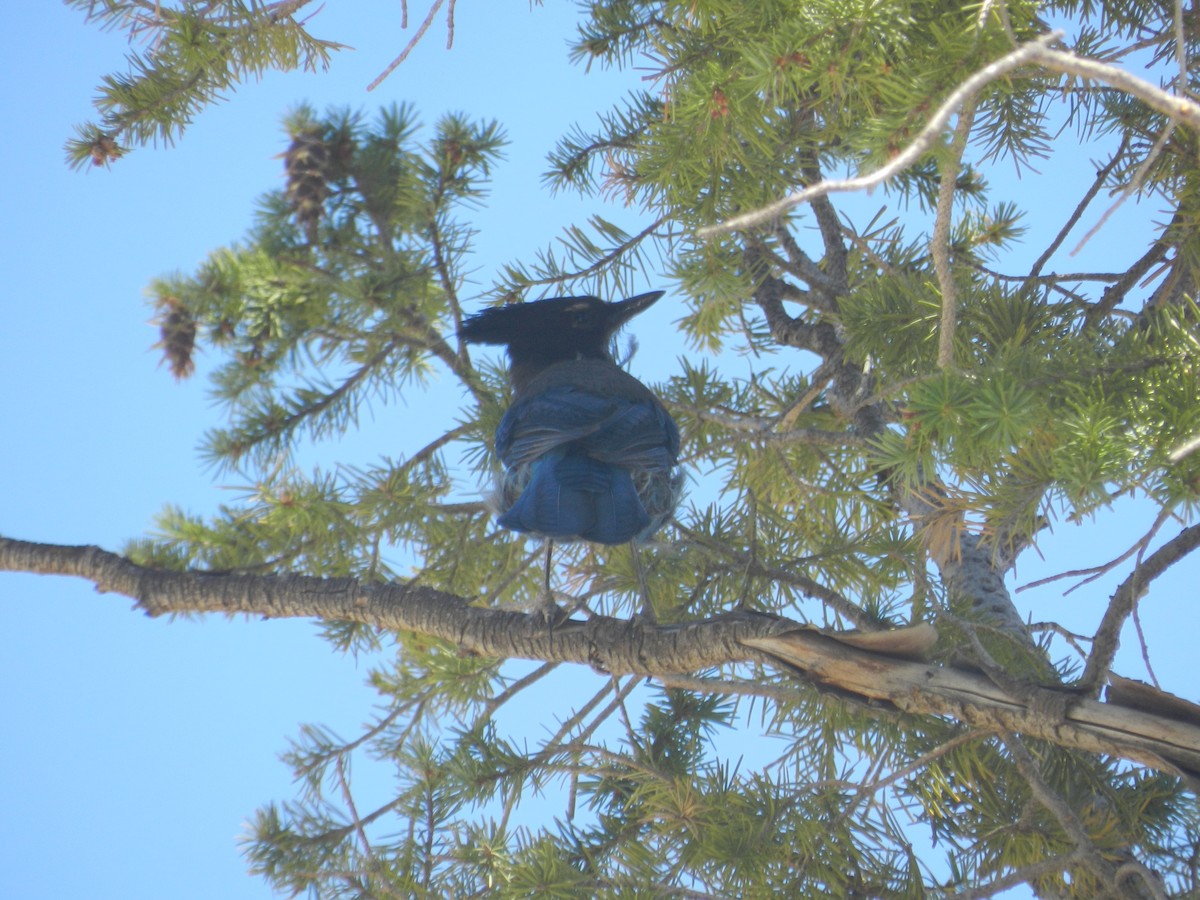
[497,448,652,544]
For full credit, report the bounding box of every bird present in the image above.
[459,292,682,552]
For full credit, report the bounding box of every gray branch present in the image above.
[7,535,1200,781]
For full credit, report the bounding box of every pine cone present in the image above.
[283,127,333,243]
[152,296,197,380]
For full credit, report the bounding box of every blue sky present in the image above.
[0,5,644,897]
[1,4,1193,898]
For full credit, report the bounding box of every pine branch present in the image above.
[933,101,977,370]
[1,534,793,675]
[1000,733,1168,899]
[66,0,342,165]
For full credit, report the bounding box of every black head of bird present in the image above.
[460,292,682,545]
[459,292,662,391]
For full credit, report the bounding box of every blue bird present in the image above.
[460,292,682,547]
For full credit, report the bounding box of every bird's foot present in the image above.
[630,602,658,627]
[533,588,568,628]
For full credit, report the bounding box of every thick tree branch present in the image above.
[1080,522,1200,695]
[745,629,1200,785]
[7,535,1200,782]
[0,535,790,676]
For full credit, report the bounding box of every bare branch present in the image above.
[367,0,449,92]
[954,853,1084,900]
[1070,124,1175,257]
[698,35,1062,237]
[1033,43,1200,130]
[1017,505,1174,595]
[1029,134,1130,279]
[700,33,1200,240]
[335,755,376,863]
[1168,432,1200,462]
[1080,522,1200,694]
[479,660,560,723]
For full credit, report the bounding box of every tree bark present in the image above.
[5,534,1198,785]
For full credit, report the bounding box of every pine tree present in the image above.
[7,0,1200,896]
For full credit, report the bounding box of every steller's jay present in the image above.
[460,291,682,547]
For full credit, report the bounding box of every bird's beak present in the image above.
[610,290,665,327]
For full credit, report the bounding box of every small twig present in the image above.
[1028,621,1092,660]
[515,214,669,289]
[656,672,808,706]
[1069,122,1175,257]
[970,262,1122,286]
[1029,134,1130,279]
[479,661,560,722]
[367,0,448,91]
[335,755,377,863]
[953,853,1084,900]
[1016,506,1173,594]
[1131,602,1161,689]
[1168,432,1200,462]
[776,363,835,431]
[540,681,616,760]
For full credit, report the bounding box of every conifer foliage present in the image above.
[18,0,1200,896]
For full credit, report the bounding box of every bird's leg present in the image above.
[630,539,656,624]
[535,539,566,625]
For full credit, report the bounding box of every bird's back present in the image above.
[494,359,681,544]
[460,292,681,545]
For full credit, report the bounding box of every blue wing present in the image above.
[496,385,679,470]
